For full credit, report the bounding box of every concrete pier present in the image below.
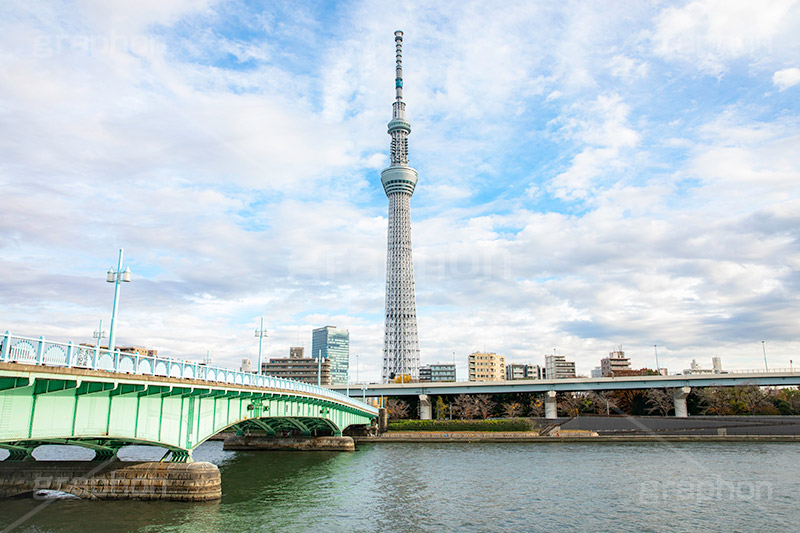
[419,394,432,420]
[0,461,221,501]
[674,387,691,418]
[545,391,558,420]
[223,435,355,452]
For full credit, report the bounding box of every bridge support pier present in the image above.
[419,394,432,420]
[545,391,558,420]
[0,460,220,501]
[673,387,691,418]
[223,435,355,452]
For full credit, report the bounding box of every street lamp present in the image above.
[93,319,106,348]
[254,317,268,375]
[762,340,768,371]
[106,248,132,353]
[654,345,660,375]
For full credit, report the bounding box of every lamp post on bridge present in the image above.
[254,317,268,376]
[93,320,106,348]
[762,340,768,371]
[106,248,132,354]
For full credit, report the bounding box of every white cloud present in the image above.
[773,67,800,90]
[652,0,799,75]
[547,94,640,199]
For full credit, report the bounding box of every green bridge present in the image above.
[0,333,379,463]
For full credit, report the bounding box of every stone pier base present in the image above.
[223,435,355,452]
[0,461,221,501]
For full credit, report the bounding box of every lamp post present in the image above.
[106,248,132,354]
[318,349,322,387]
[762,340,768,371]
[356,353,359,384]
[254,317,268,375]
[654,344,660,375]
[93,319,106,348]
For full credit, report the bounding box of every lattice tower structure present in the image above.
[381,30,420,383]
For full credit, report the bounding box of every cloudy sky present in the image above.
[2,0,799,381]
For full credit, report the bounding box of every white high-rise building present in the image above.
[381,30,421,382]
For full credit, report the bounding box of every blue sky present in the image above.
[2,0,800,381]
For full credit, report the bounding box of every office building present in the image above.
[311,326,349,385]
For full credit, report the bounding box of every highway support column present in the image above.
[545,391,558,419]
[419,394,431,420]
[673,387,691,418]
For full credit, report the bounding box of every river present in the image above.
[1,440,799,532]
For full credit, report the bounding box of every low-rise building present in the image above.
[468,352,506,381]
[262,348,331,385]
[420,363,456,382]
[683,358,724,375]
[506,363,545,380]
[545,354,576,379]
[600,349,631,377]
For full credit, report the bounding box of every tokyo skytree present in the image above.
[381,30,420,383]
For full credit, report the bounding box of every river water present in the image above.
[1,440,799,532]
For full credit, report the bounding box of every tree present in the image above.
[645,388,675,416]
[434,396,447,420]
[474,394,496,419]
[393,374,413,384]
[609,389,649,415]
[736,385,768,414]
[590,392,619,415]
[453,394,476,419]
[697,387,728,415]
[503,401,524,418]
[385,398,410,419]
[529,395,545,417]
[559,393,589,417]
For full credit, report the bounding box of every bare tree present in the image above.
[453,394,476,419]
[529,395,545,417]
[646,388,675,416]
[698,387,727,415]
[385,399,410,419]
[590,392,619,415]
[474,394,496,419]
[559,393,587,417]
[503,401,524,418]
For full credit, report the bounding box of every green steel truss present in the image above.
[0,365,375,462]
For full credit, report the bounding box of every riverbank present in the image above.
[355,432,800,443]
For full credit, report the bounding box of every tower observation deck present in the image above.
[381,30,420,382]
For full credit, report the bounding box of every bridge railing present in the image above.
[724,368,796,374]
[0,331,378,415]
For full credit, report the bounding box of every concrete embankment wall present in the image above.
[223,435,355,451]
[560,415,800,435]
[0,461,221,501]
